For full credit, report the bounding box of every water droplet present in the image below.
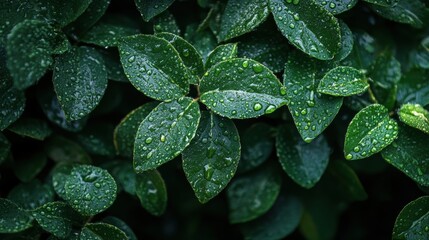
[128,56,135,63]
[204,164,214,180]
[207,147,216,158]
[145,137,153,144]
[265,105,276,114]
[293,0,300,4]
[147,151,153,159]
[253,103,262,111]
[280,87,287,95]
[346,154,353,160]
[329,2,336,8]
[242,60,249,68]
[353,146,360,152]
[160,135,166,142]
[252,64,263,73]
[95,183,101,188]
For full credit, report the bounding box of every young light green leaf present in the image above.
[276,125,330,188]
[397,68,429,106]
[8,118,52,141]
[153,11,181,35]
[0,198,33,233]
[205,43,238,70]
[283,53,343,142]
[13,151,47,182]
[318,66,369,96]
[53,46,107,121]
[344,104,398,160]
[316,0,357,15]
[333,21,354,61]
[219,0,270,41]
[114,102,158,157]
[45,136,92,164]
[200,58,287,119]
[269,0,341,60]
[182,111,240,203]
[134,0,175,21]
[8,180,55,210]
[227,165,282,223]
[118,34,190,101]
[6,20,67,90]
[392,196,429,240]
[370,0,429,28]
[65,0,111,36]
[102,217,137,240]
[80,20,140,48]
[156,32,204,84]
[240,194,302,240]
[398,103,429,134]
[135,170,167,216]
[75,123,115,157]
[0,133,10,165]
[238,123,274,173]
[32,202,84,239]
[133,97,200,172]
[382,124,429,186]
[80,223,127,240]
[64,165,117,216]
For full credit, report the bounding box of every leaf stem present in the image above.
[367,86,379,104]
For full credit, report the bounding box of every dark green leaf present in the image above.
[118,34,190,101]
[283,53,343,142]
[114,102,158,157]
[133,97,200,172]
[318,66,369,96]
[392,196,429,240]
[45,136,92,164]
[238,123,274,173]
[398,103,429,134]
[8,180,55,210]
[227,165,282,223]
[362,0,398,6]
[65,0,111,36]
[0,198,33,233]
[134,0,175,21]
[135,170,167,216]
[344,104,398,160]
[382,124,429,186]
[51,164,76,200]
[200,58,287,119]
[0,77,25,130]
[153,11,180,35]
[333,21,354,61]
[6,20,67,90]
[219,0,270,41]
[43,0,92,27]
[32,202,83,239]
[240,194,302,240]
[0,133,10,165]
[327,161,368,201]
[269,0,341,60]
[370,0,429,28]
[102,217,137,240]
[205,43,238,70]
[182,111,240,203]
[64,165,117,216]
[8,118,52,141]
[97,49,128,83]
[13,151,47,183]
[341,31,378,70]
[397,68,429,106]
[53,46,107,121]
[316,0,357,15]
[75,123,115,157]
[108,161,137,196]
[80,223,127,240]
[184,24,217,62]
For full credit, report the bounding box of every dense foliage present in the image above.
[1,0,429,239]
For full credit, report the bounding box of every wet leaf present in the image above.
[397,68,429,106]
[398,103,429,134]
[134,0,175,21]
[318,66,369,97]
[153,11,180,35]
[75,123,116,157]
[80,223,127,240]
[0,198,33,233]
[45,136,92,164]
[316,0,357,15]
[205,43,238,70]
[8,118,52,141]
[327,161,368,201]
[392,196,429,240]
[333,21,354,61]
[370,0,429,28]
[8,180,55,210]
[0,78,25,130]
[0,133,10,165]
[13,151,47,182]
[66,0,111,36]
[135,170,167,216]
[184,25,217,62]
[182,111,240,203]
[102,217,137,240]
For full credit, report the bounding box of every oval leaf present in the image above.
[102,217,137,240]
[0,198,33,233]
[13,151,47,182]
[344,104,398,160]
[398,103,429,134]
[134,0,175,21]
[269,0,341,60]
[392,196,429,240]
[370,0,429,28]
[200,58,287,119]
[0,133,11,165]
[8,118,52,141]
[135,170,167,216]
[80,20,140,48]
[316,0,357,15]
[133,97,201,172]
[206,43,238,70]
[8,180,55,210]
[333,20,354,61]
[182,111,240,203]
[318,66,369,96]
[80,223,127,240]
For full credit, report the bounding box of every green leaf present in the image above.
[6,20,67,90]
[65,0,111,36]
[97,49,128,83]
[156,32,205,84]
[326,161,368,201]
[51,164,76,200]
[75,123,115,157]
[238,123,274,173]
[341,31,378,69]
[269,0,341,60]
[153,11,181,35]
[0,78,25,130]
[344,104,398,160]
[8,118,52,141]
[240,194,302,240]
[108,161,137,195]
[370,0,429,28]
[392,196,429,240]
[135,170,167,216]
[118,34,190,101]
[0,198,33,233]
[53,46,107,121]
[13,151,47,183]
[0,133,10,165]
[31,202,83,239]
[227,165,282,223]
[45,136,92,164]
[316,0,357,15]
[134,0,175,21]
[317,66,369,96]
[276,125,330,188]
[184,24,217,62]
[8,180,55,210]
[205,43,238,70]
[382,124,429,186]
[219,0,270,41]
[64,165,117,216]
[43,0,92,27]
[200,58,287,119]
[399,103,429,134]
[102,217,137,240]
[283,53,343,142]
[114,102,158,157]
[133,97,200,172]
[333,21,354,61]
[80,223,127,240]
[397,68,429,106]
[361,0,398,6]
[182,111,240,203]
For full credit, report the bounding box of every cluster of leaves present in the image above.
[0,0,429,239]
